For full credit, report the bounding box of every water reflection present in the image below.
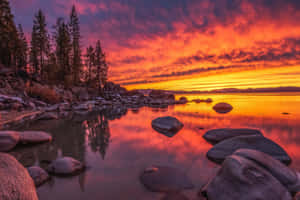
[6,93,300,200]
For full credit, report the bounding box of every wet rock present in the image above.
[37,112,58,120]
[205,98,213,103]
[213,102,233,114]
[19,131,52,144]
[201,154,292,200]
[203,128,263,144]
[0,131,20,152]
[140,166,194,192]
[207,135,291,165]
[47,157,85,175]
[152,116,184,137]
[161,192,189,200]
[27,166,50,187]
[234,149,300,194]
[0,153,38,200]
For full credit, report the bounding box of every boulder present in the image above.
[149,90,175,100]
[140,166,194,192]
[177,97,188,104]
[213,102,233,114]
[47,157,85,175]
[0,153,38,200]
[205,98,213,103]
[27,166,50,187]
[0,131,20,152]
[19,131,52,144]
[152,116,184,137]
[234,149,300,194]
[201,154,292,200]
[295,192,300,200]
[203,128,263,144]
[207,135,291,165]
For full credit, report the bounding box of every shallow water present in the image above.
[9,92,300,200]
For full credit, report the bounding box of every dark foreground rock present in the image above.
[295,192,300,200]
[27,166,50,187]
[0,153,38,200]
[151,116,184,137]
[207,135,291,165]
[19,131,52,144]
[203,128,263,144]
[47,157,85,175]
[201,153,292,200]
[213,102,233,114]
[140,166,194,192]
[0,131,20,152]
[234,149,300,195]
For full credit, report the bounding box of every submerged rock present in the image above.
[0,153,38,200]
[151,116,184,137]
[0,131,20,152]
[47,157,85,175]
[27,166,50,187]
[207,135,291,165]
[19,131,52,144]
[234,149,300,194]
[201,154,292,200]
[203,128,263,144]
[140,166,194,192]
[213,102,233,114]
[37,112,59,120]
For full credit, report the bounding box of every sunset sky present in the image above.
[10,0,300,91]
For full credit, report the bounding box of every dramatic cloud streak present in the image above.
[10,0,300,91]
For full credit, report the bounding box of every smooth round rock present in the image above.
[201,155,292,200]
[151,116,184,137]
[234,149,300,194]
[47,157,84,175]
[207,135,291,165]
[0,131,20,152]
[140,166,194,192]
[203,128,263,144]
[0,153,38,200]
[19,131,52,144]
[27,166,50,187]
[213,103,233,114]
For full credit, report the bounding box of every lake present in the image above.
[9,92,300,200]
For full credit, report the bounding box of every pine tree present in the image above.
[0,0,19,67]
[85,46,95,84]
[16,24,28,71]
[30,9,50,79]
[69,5,82,84]
[54,18,72,83]
[94,40,108,91]
[30,24,39,76]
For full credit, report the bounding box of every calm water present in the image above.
[9,93,300,200]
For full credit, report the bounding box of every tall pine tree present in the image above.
[69,5,82,84]
[54,18,72,83]
[0,0,19,68]
[30,9,50,79]
[16,24,28,71]
[85,46,95,84]
[94,40,108,91]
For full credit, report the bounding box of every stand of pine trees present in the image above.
[0,0,108,91]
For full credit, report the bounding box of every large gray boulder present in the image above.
[234,149,300,194]
[201,154,292,200]
[207,135,291,165]
[19,131,52,144]
[213,102,233,114]
[140,166,194,192]
[27,166,50,187]
[47,157,85,175]
[203,128,263,144]
[0,153,38,200]
[0,131,20,152]
[151,116,184,137]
